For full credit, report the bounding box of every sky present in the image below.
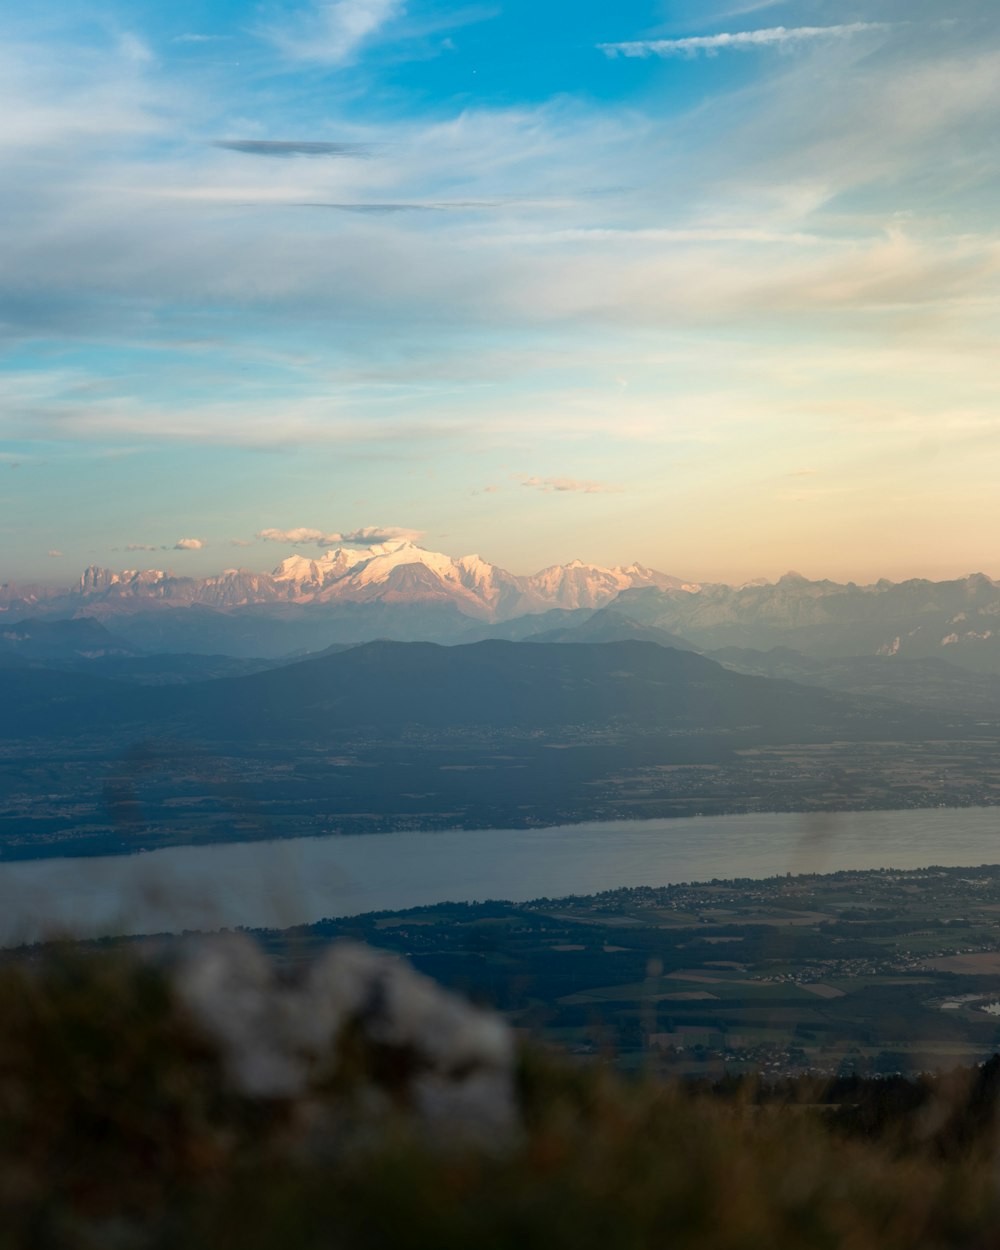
[2,0,999,584]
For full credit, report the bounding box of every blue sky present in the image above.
[3,0,999,582]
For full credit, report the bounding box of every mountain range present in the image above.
[5,545,1000,674]
[1,541,694,620]
[612,572,1000,672]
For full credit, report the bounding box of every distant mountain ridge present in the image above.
[613,572,1000,672]
[0,617,140,662]
[1,541,697,625]
[0,638,940,743]
[6,551,1000,672]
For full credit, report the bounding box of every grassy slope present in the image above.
[2,948,1000,1249]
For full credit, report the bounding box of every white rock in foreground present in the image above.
[173,935,518,1139]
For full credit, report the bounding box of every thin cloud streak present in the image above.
[213,141,373,158]
[519,476,619,494]
[256,526,424,547]
[600,23,890,58]
[715,0,786,15]
[295,201,501,213]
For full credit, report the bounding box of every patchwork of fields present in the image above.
[259,864,1000,1077]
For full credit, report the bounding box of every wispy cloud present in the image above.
[295,200,499,212]
[213,140,373,158]
[257,527,334,546]
[519,476,618,494]
[716,0,786,15]
[47,549,63,558]
[118,33,154,65]
[122,539,208,553]
[261,0,405,66]
[600,23,889,59]
[256,525,423,547]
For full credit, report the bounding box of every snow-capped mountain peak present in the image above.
[21,545,693,623]
[348,542,457,587]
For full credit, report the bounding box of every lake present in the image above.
[3,807,1000,946]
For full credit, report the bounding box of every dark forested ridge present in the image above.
[165,638,942,739]
[0,639,961,741]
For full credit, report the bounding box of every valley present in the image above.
[3,634,1000,859]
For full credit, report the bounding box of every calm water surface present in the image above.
[3,807,1000,946]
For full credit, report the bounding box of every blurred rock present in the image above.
[172,934,518,1140]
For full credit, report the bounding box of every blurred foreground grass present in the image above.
[2,947,1000,1250]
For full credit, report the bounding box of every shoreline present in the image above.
[3,795,999,866]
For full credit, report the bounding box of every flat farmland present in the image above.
[253,862,1000,1077]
